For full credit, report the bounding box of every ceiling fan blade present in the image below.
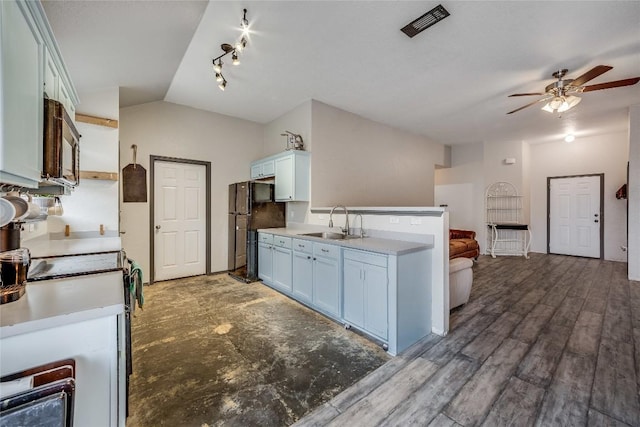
[507,97,549,115]
[570,65,613,87]
[581,77,640,92]
[508,93,545,97]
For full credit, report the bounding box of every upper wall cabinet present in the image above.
[275,151,310,202]
[0,0,44,187]
[251,151,310,202]
[250,158,275,180]
[0,0,78,188]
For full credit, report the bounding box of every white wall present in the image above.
[437,134,629,261]
[118,101,264,280]
[529,132,629,261]
[435,143,485,246]
[627,105,640,279]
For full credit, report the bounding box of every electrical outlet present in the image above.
[389,216,400,224]
[318,214,325,220]
[290,211,295,218]
[410,217,422,225]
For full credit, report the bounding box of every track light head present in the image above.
[213,59,222,73]
[232,52,239,65]
[241,8,249,32]
[215,72,223,82]
[218,78,227,91]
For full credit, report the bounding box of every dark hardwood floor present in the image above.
[295,253,640,426]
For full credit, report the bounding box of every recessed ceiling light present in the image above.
[564,134,575,143]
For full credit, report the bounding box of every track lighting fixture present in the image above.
[212,8,250,91]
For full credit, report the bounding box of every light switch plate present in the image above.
[389,216,400,224]
[318,214,325,220]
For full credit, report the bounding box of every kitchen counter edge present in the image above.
[257,228,432,255]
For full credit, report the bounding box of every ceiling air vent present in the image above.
[401,4,450,38]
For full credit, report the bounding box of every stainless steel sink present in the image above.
[300,232,361,240]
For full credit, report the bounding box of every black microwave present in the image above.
[43,99,80,186]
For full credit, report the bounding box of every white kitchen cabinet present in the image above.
[0,0,44,188]
[292,239,313,303]
[258,231,432,356]
[43,47,59,100]
[311,242,341,318]
[275,151,310,202]
[258,234,274,284]
[343,250,388,340]
[292,239,341,318]
[250,159,275,179]
[0,0,78,188]
[250,151,310,202]
[272,245,292,293]
[258,233,292,294]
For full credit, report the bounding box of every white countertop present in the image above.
[0,271,124,338]
[23,235,122,258]
[259,227,432,255]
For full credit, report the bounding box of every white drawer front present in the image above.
[292,239,312,254]
[273,236,292,249]
[314,242,340,259]
[343,249,387,267]
[258,233,273,244]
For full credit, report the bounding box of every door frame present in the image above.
[150,155,212,283]
[546,173,604,259]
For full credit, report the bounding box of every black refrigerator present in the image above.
[228,181,286,282]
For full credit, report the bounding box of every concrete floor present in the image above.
[126,274,389,426]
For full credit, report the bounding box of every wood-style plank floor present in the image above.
[295,253,640,426]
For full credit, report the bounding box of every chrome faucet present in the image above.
[329,205,349,235]
[353,213,365,238]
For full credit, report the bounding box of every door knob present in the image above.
[155,225,161,230]
[594,213,599,217]
[594,219,599,223]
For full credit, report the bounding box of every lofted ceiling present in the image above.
[42,1,640,146]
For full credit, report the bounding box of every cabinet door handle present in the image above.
[313,257,316,261]
[307,256,311,259]
[321,248,329,253]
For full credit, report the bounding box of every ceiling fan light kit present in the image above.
[507,65,640,115]
[212,9,250,91]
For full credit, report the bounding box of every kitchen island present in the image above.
[257,227,433,355]
[0,236,125,426]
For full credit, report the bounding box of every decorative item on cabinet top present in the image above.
[281,131,304,151]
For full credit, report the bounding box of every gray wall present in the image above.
[119,101,264,277]
[310,101,447,207]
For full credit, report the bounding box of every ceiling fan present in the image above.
[507,65,640,115]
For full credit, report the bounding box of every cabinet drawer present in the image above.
[292,238,312,254]
[343,249,387,267]
[314,242,339,259]
[273,236,292,249]
[258,233,273,244]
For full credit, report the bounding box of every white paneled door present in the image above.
[549,175,601,258]
[154,161,206,281]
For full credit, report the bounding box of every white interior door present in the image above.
[154,161,206,281]
[549,175,601,258]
